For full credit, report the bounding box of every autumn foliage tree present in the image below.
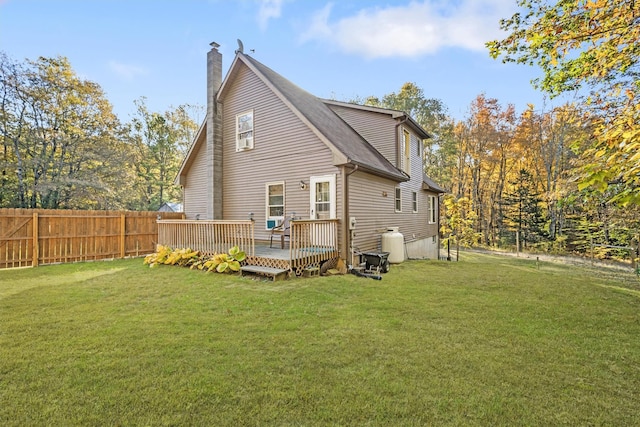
[487,0,640,205]
[0,53,201,211]
[0,52,130,209]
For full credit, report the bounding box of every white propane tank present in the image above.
[381,227,404,263]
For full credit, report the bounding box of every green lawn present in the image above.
[1,253,639,426]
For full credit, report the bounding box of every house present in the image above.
[158,202,183,213]
[172,41,445,272]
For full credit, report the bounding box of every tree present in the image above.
[128,98,200,210]
[356,82,454,188]
[513,104,582,239]
[487,0,640,205]
[164,103,204,157]
[454,94,517,245]
[0,52,130,209]
[501,169,546,250]
[440,195,480,260]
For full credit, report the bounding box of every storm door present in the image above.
[309,175,336,220]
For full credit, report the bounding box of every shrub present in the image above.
[144,245,246,274]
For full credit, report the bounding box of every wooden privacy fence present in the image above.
[0,209,184,269]
[157,220,255,257]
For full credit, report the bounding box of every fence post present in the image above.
[120,213,126,259]
[32,212,39,267]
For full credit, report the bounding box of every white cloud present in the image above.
[108,61,148,81]
[257,0,285,30]
[300,0,516,59]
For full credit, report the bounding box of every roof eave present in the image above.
[422,174,447,193]
[344,160,409,182]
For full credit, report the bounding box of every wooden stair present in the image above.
[240,265,290,281]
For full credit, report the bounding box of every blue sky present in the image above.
[0,0,559,122]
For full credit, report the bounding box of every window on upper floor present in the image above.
[428,195,437,224]
[236,110,254,151]
[266,182,284,229]
[412,191,418,213]
[402,128,411,175]
[395,187,402,212]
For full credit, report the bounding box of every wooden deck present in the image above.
[248,243,339,276]
[157,219,340,276]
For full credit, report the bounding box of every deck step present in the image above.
[241,265,290,281]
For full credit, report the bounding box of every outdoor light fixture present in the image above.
[196,214,200,220]
[299,180,307,190]
[249,212,254,221]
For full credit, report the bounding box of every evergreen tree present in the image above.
[501,169,546,249]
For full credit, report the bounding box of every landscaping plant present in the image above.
[144,245,246,273]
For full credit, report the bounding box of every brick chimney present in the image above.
[206,42,223,219]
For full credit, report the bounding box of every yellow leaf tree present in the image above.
[487,0,640,205]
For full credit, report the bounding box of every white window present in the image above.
[395,187,402,212]
[236,110,254,151]
[266,182,284,229]
[412,191,418,213]
[402,128,411,175]
[428,195,437,224]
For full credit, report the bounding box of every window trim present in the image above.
[395,187,402,213]
[412,191,418,213]
[428,195,437,224]
[236,110,254,151]
[402,128,411,175]
[265,181,285,230]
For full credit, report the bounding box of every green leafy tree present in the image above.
[0,52,131,209]
[128,98,200,210]
[487,0,640,205]
[355,82,454,188]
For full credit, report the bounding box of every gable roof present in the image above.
[219,53,409,182]
[322,99,431,140]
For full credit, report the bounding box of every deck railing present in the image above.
[157,220,255,257]
[290,219,340,269]
[156,219,339,274]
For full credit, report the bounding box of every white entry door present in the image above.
[310,175,336,220]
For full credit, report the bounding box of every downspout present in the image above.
[342,164,359,264]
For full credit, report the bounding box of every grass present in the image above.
[1,253,639,426]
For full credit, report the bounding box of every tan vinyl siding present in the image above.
[220,62,343,242]
[348,129,438,254]
[182,132,209,220]
[328,105,397,164]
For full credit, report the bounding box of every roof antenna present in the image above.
[236,39,244,54]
